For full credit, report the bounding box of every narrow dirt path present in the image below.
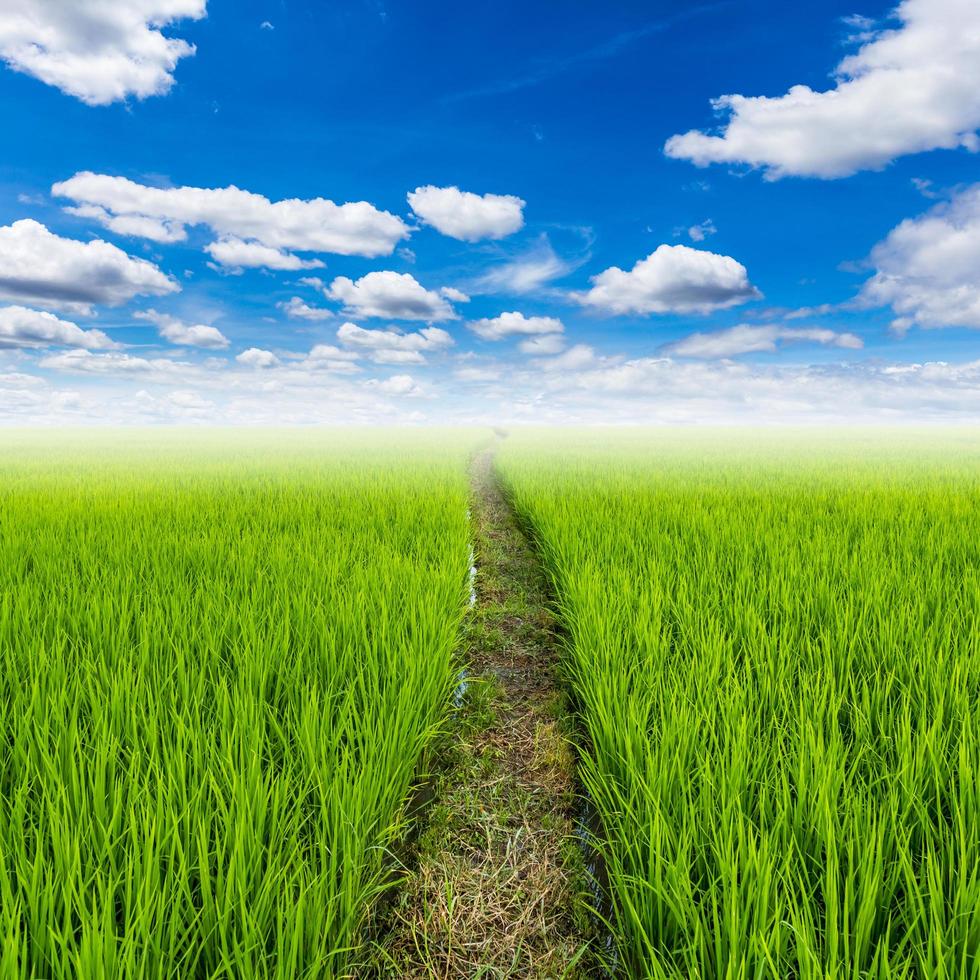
[370,449,588,977]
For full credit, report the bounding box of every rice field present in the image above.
[0,430,473,978]
[497,428,980,979]
[2,427,979,978]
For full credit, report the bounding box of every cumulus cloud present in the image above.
[300,344,361,373]
[455,365,502,383]
[135,308,229,348]
[687,219,717,242]
[859,183,980,330]
[0,371,45,387]
[407,185,525,241]
[39,349,191,380]
[362,349,422,365]
[278,296,334,321]
[205,238,325,271]
[37,341,362,392]
[64,205,186,243]
[577,244,760,315]
[468,311,564,341]
[326,271,458,320]
[236,347,280,368]
[535,344,602,373]
[0,305,117,349]
[0,384,83,420]
[364,374,423,397]
[337,321,453,350]
[664,0,980,179]
[0,219,177,314]
[135,388,215,418]
[0,1,206,106]
[53,172,409,265]
[663,324,863,358]
[518,333,566,355]
[1,367,404,424]
[337,321,453,364]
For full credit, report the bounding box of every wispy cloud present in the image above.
[443,3,731,104]
[468,231,593,297]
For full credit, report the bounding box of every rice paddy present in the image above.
[1,427,979,978]
[497,428,980,978]
[0,430,472,978]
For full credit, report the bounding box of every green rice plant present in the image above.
[497,428,980,980]
[0,429,474,978]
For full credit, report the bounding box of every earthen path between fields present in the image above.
[369,448,592,977]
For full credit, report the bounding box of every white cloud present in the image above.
[0,0,206,106]
[278,296,334,321]
[473,234,578,295]
[911,177,941,199]
[665,0,980,179]
[663,324,863,358]
[20,339,980,425]
[0,371,45,387]
[688,219,717,242]
[127,388,222,421]
[468,311,564,340]
[165,389,212,410]
[236,347,280,368]
[368,349,425,365]
[205,238,325,271]
[860,183,980,330]
[783,303,843,321]
[135,309,229,348]
[440,286,470,303]
[64,205,186,243]
[364,373,423,396]
[518,333,566,355]
[0,305,117,349]
[39,349,191,380]
[509,355,980,424]
[326,271,458,320]
[455,365,501,383]
[301,344,361,373]
[37,342,358,388]
[138,388,215,417]
[335,321,443,352]
[407,185,525,241]
[337,321,453,364]
[0,382,85,419]
[535,344,602,373]
[0,219,177,314]
[578,243,759,315]
[0,368,407,424]
[53,172,410,265]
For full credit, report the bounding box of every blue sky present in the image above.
[0,0,978,423]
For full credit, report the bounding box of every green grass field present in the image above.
[498,429,980,978]
[0,431,473,978]
[1,428,979,977]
